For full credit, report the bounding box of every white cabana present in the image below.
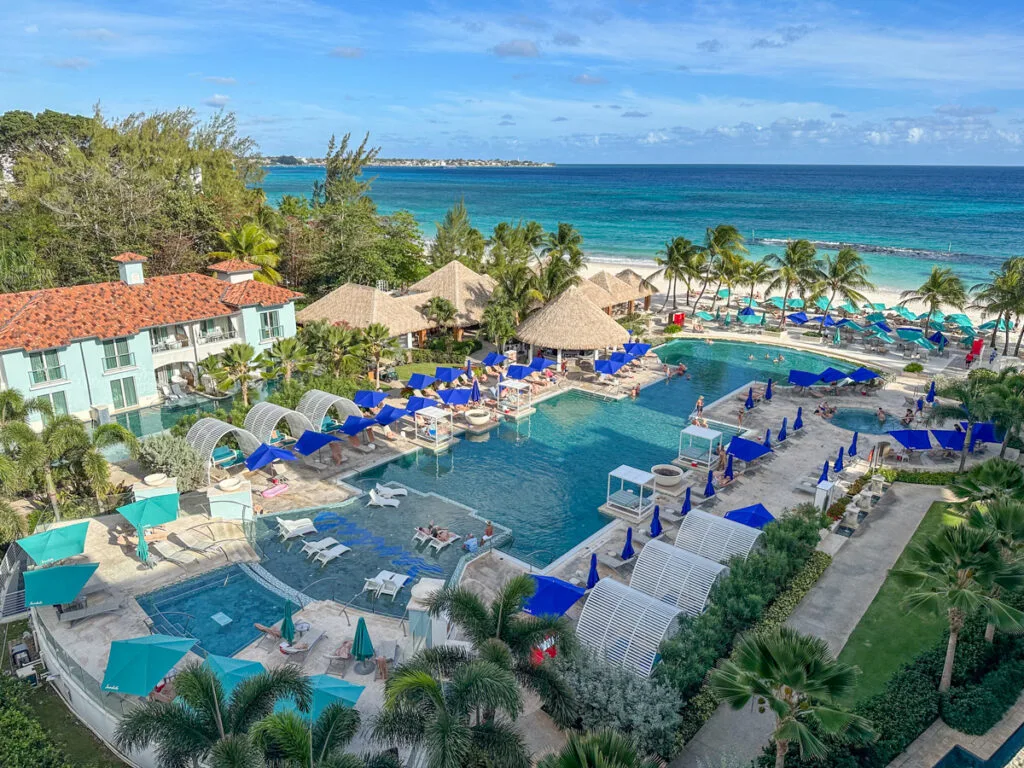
[185,418,262,483]
[412,405,454,452]
[243,402,315,445]
[629,539,728,616]
[296,389,361,432]
[495,379,533,420]
[604,465,657,521]
[577,577,683,678]
[674,509,764,564]
[676,424,724,468]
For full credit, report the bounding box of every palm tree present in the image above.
[0,498,25,546]
[423,297,458,355]
[372,647,529,768]
[984,371,1024,457]
[0,388,53,428]
[212,343,261,408]
[536,729,661,768]
[894,525,1024,691]
[487,221,541,273]
[424,574,577,726]
[208,222,283,285]
[900,266,967,337]
[116,661,310,768]
[766,240,819,328]
[649,237,704,311]
[742,257,777,309]
[263,337,314,384]
[360,323,400,389]
[697,225,747,311]
[481,300,517,353]
[78,422,139,511]
[252,700,392,768]
[710,627,873,768]
[536,223,586,302]
[315,326,363,379]
[491,262,542,323]
[811,248,874,333]
[972,258,1024,354]
[541,223,585,267]
[968,499,1024,641]
[926,372,997,471]
[951,458,1024,513]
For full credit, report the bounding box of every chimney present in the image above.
[112,253,147,285]
[209,260,259,284]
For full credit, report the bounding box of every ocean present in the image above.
[259,164,1024,292]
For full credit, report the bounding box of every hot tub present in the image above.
[651,463,684,488]
[465,408,491,427]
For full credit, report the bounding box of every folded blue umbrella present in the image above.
[778,417,788,442]
[594,359,624,375]
[874,320,893,332]
[650,505,663,538]
[482,352,507,366]
[848,367,880,383]
[506,364,534,380]
[725,503,776,530]
[587,553,600,589]
[341,416,377,436]
[621,527,635,560]
[818,460,830,484]
[375,404,409,425]
[294,430,341,456]
[788,369,820,387]
[794,407,803,430]
[745,387,755,410]
[764,378,773,401]
[834,446,844,473]
[704,470,716,498]
[434,367,463,383]
[818,367,849,384]
[787,312,809,325]
[405,396,435,413]
[530,356,554,371]
[849,431,859,457]
[926,381,936,403]
[931,429,966,451]
[887,429,932,450]
[406,373,435,390]
[680,487,692,516]
[438,388,472,406]
[353,390,388,409]
[916,398,924,412]
[724,455,734,480]
[245,443,297,471]
[470,379,481,402]
[763,429,772,449]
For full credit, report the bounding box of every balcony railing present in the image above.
[29,366,66,385]
[198,329,237,345]
[102,353,135,372]
[260,325,284,342]
[150,337,190,353]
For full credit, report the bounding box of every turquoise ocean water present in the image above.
[260,164,1024,292]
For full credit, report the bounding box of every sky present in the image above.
[3,0,1024,164]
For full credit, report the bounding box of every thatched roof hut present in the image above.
[516,285,630,351]
[616,269,655,299]
[297,283,429,337]
[578,279,616,310]
[406,261,496,327]
[589,271,636,306]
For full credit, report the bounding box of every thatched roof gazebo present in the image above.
[617,269,655,310]
[406,261,496,331]
[589,271,637,311]
[296,284,430,346]
[578,279,616,311]
[515,284,630,363]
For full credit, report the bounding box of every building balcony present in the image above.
[102,353,136,372]
[197,329,237,345]
[259,325,284,342]
[29,366,67,386]
[150,337,190,353]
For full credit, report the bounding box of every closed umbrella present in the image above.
[724,455,734,481]
[137,535,149,566]
[621,527,635,560]
[704,470,716,498]
[763,429,772,449]
[466,359,474,378]
[926,381,936,403]
[587,553,599,589]
[282,600,296,645]
[778,417,788,442]
[794,407,804,431]
[470,379,481,403]
[681,487,692,516]
[745,388,755,410]
[916,398,924,412]
[764,379,773,402]
[650,506,662,538]
[849,431,859,457]
[352,617,375,673]
[834,447,845,473]
[818,461,829,484]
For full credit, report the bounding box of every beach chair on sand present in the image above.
[277,518,317,541]
[367,489,400,508]
[376,483,408,498]
[313,543,351,567]
[300,538,339,559]
[428,533,461,552]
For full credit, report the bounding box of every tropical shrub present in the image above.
[942,660,1024,734]
[664,323,682,334]
[135,434,204,492]
[557,650,681,759]
[0,677,72,768]
[904,362,924,373]
[878,468,958,485]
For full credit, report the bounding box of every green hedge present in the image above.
[879,468,958,485]
[664,323,682,334]
[942,659,1024,735]
[0,677,72,768]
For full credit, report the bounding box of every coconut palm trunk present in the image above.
[44,467,60,520]
[941,608,965,692]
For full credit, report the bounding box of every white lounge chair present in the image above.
[313,543,351,566]
[361,577,384,598]
[278,518,317,541]
[279,630,325,664]
[428,533,461,552]
[376,571,411,600]
[412,529,431,545]
[375,483,408,498]
[367,489,400,508]
[150,540,204,570]
[300,538,339,559]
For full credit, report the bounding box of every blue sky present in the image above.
[3,0,1024,163]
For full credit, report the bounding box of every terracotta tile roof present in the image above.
[0,274,302,353]
[112,252,148,263]
[209,259,260,273]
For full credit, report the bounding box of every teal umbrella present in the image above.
[833,329,841,345]
[766,296,785,309]
[102,635,196,696]
[866,312,886,324]
[117,494,179,530]
[864,302,886,311]
[17,521,90,565]
[891,306,917,320]
[946,313,973,328]
[839,300,859,314]
[979,318,1009,331]
[786,297,804,308]
[282,600,296,645]
[722,313,731,327]
[206,655,266,698]
[814,296,831,311]
[695,311,715,321]
[737,313,759,325]
[717,288,730,299]
[136,536,149,565]
[896,328,923,341]
[352,617,374,673]
[274,674,365,720]
[24,563,99,607]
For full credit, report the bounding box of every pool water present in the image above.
[357,340,850,566]
[830,407,904,434]
[137,565,286,657]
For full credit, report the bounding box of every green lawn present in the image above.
[394,362,443,382]
[2,618,125,767]
[837,502,963,703]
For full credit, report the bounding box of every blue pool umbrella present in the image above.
[848,367,880,383]
[621,527,635,560]
[405,396,434,413]
[482,352,507,366]
[762,429,772,449]
[623,343,651,356]
[704,470,716,498]
[764,379,773,401]
[681,487,692,516]
[787,312,809,325]
[353,390,388,408]
[610,351,636,365]
[406,372,436,390]
[834,447,844,473]
[873,320,893,333]
[206,655,266,698]
[818,461,830,484]
[525,575,586,616]
[929,331,948,345]
[245,444,297,472]
[17,521,90,566]
[788,369,820,387]
[739,306,757,316]
[375,405,409,426]
[725,504,776,530]
[438,388,472,406]
[794,407,804,430]
[888,429,932,450]
[818,367,849,384]
[778,417,788,442]
[727,436,771,462]
[506,364,534,380]
[650,505,663,538]
[117,494,180,531]
[294,430,341,455]
[963,422,998,444]
[926,381,936,403]
[849,431,859,457]
[530,356,554,371]
[587,553,600,589]
[916,398,924,412]
[745,388,755,410]
[340,416,378,436]
[931,430,966,451]
[102,635,196,696]
[434,366,463,383]
[724,455,734,481]
[24,563,99,607]
[470,379,481,402]
[594,359,624,375]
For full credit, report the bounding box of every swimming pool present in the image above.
[830,407,904,434]
[355,340,851,567]
[137,565,286,657]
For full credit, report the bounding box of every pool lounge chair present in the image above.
[325,640,353,674]
[412,529,432,545]
[279,629,325,664]
[151,540,205,570]
[375,483,408,498]
[361,577,384,598]
[300,537,339,558]
[367,489,400,508]
[313,543,352,566]
[376,571,411,600]
[428,533,461,552]
[277,518,317,541]
[254,622,283,647]
[56,592,121,626]
[212,445,245,469]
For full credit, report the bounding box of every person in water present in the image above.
[876,407,887,423]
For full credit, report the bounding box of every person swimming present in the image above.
[876,407,887,423]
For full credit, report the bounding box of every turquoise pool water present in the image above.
[137,565,285,657]
[356,340,851,566]
[830,407,905,434]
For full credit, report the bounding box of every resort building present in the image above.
[0,254,302,427]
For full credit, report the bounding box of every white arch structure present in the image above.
[674,510,764,564]
[185,418,262,482]
[629,539,728,617]
[243,402,315,444]
[296,390,361,432]
[576,577,682,678]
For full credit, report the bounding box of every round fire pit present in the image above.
[651,464,684,489]
[465,408,491,427]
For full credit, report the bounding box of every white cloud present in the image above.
[573,74,606,85]
[203,94,230,107]
[492,39,539,57]
[204,75,237,85]
[24,24,38,34]
[907,127,924,143]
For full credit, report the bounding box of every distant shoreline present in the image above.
[262,159,554,168]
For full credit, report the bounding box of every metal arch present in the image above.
[295,389,361,432]
[184,417,262,481]
[629,539,728,617]
[674,509,763,564]
[242,401,315,444]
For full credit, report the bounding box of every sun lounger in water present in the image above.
[277,518,317,540]
[367,489,400,508]
[313,543,352,566]
[376,571,410,600]
[300,538,339,558]
[428,533,460,552]
[412,529,432,545]
[375,483,408,498]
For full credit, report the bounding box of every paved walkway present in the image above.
[673,483,952,767]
